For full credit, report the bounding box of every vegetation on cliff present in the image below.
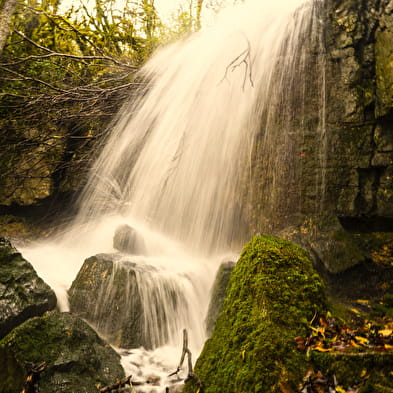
[0,0,201,210]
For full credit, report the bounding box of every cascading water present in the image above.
[21,0,325,391]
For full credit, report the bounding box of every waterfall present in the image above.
[21,0,325,390]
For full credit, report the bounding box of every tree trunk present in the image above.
[0,0,18,54]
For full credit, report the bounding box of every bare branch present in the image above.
[12,30,138,70]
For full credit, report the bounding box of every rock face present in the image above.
[248,0,393,274]
[185,235,327,393]
[68,253,188,349]
[0,237,57,339]
[205,261,235,337]
[0,311,125,393]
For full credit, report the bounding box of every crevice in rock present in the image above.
[339,215,393,232]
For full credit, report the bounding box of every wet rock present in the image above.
[0,237,57,339]
[282,215,367,274]
[68,253,187,349]
[205,261,235,337]
[68,253,143,348]
[113,224,146,255]
[0,311,125,393]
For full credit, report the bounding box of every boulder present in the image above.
[205,261,235,337]
[0,311,125,393]
[68,253,187,349]
[281,215,367,274]
[113,224,146,255]
[184,235,327,393]
[0,237,57,339]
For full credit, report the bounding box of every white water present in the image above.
[21,0,322,391]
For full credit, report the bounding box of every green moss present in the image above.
[310,352,393,391]
[0,311,124,393]
[185,235,327,393]
[375,26,393,117]
[353,233,393,268]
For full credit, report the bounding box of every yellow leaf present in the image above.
[350,308,360,314]
[196,388,200,393]
[379,329,392,337]
[241,350,246,360]
[384,344,393,350]
[313,346,333,352]
[336,387,346,393]
[350,340,360,348]
[360,369,368,378]
[355,336,369,345]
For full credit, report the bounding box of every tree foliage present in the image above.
[0,0,164,206]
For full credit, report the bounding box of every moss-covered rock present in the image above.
[205,261,235,337]
[0,237,57,339]
[0,311,125,393]
[186,235,327,393]
[310,352,393,392]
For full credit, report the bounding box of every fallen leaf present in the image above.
[313,346,333,352]
[350,340,360,348]
[378,329,392,337]
[355,336,368,345]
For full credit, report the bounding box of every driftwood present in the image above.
[168,329,203,391]
[20,362,47,393]
[98,375,161,392]
[98,375,133,392]
[99,329,202,393]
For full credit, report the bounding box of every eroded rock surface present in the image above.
[0,237,56,339]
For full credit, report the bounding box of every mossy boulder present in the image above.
[186,235,327,393]
[205,261,235,337]
[0,311,125,393]
[0,237,57,339]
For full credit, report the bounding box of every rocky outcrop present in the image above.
[248,0,393,274]
[68,253,188,349]
[0,237,57,339]
[68,253,144,348]
[322,0,393,221]
[205,261,235,336]
[0,311,125,393]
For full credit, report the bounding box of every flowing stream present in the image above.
[21,0,324,391]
